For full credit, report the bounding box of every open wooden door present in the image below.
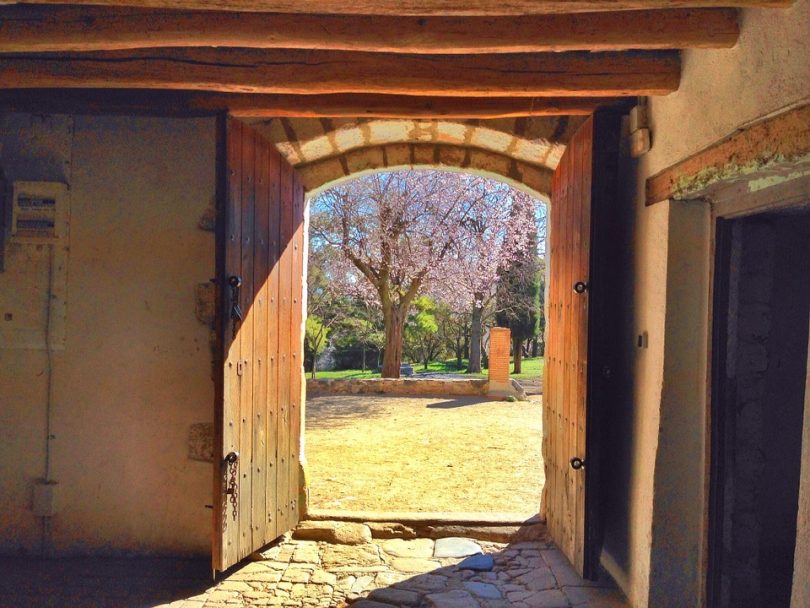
[542,110,621,578]
[213,117,305,572]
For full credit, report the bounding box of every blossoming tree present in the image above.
[310,169,539,378]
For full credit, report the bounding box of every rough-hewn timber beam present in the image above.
[0,7,738,53]
[0,89,626,117]
[0,49,681,97]
[0,0,793,15]
[646,103,810,204]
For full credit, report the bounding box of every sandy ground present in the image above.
[304,394,543,516]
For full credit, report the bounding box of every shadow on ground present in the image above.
[425,397,497,409]
[305,394,392,429]
[0,524,628,607]
[0,556,211,608]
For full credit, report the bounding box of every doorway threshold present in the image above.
[302,510,546,543]
[307,509,541,526]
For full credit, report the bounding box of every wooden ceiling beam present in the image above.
[0,0,792,15]
[0,49,681,97]
[0,89,627,118]
[0,7,738,53]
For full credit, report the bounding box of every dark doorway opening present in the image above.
[709,207,810,607]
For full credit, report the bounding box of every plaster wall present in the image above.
[0,114,217,556]
[601,0,810,606]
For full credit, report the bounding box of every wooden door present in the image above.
[214,117,305,572]
[542,110,620,578]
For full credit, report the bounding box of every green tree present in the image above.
[404,296,442,370]
[304,316,329,379]
[495,197,541,375]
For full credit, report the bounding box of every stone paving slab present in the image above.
[0,532,628,608]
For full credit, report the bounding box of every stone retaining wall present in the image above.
[306,377,490,397]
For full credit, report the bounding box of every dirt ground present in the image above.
[304,394,543,516]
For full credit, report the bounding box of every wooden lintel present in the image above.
[646,103,810,204]
[0,89,627,118]
[0,49,681,97]
[0,0,793,16]
[199,93,625,118]
[0,6,738,53]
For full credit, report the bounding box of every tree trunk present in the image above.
[531,337,539,358]
[361,343,366,372]
[455,339,463,370]
[513,335,523,374]
[311,355,317,379]
[381,305,405,378]
[468,303,483,373]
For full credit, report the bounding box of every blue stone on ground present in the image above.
[433,537,482,558]
[457,553,495,572]
[463,581,502,599]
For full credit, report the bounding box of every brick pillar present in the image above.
[488,327,511,396]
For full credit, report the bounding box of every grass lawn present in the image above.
[313,356,544,381]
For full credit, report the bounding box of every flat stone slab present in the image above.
[368,521,418,539]
[519,588,570,608]
[457,553,495,571]
[352,600,397,608]
[463,581,502,599]
[368,587,422,606]
[426,589,481,608]
[321,543,382,570]
[433,537,483,558]
[294,520,372,545]
[381,538,435,558]
[390,557,443,574]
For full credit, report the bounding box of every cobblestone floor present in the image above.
[0,531,627,608]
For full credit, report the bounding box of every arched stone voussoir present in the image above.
[298,143,552,201]
[253,116,576,171]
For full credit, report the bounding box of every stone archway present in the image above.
[299,142,552,200]
[248,116,583,198]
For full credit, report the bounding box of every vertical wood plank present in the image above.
[289,171,304,524]
[266,143,282,544]
[238,124,257,555]
[221,118,243,570]
[252,136,270,549]
[277,158,294,533]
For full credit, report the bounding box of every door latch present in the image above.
[570,457,586,470]
[573,281,589,294]
[228,275,243,338]
[224,451,239,522]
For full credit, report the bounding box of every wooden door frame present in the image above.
[704,172,810,606]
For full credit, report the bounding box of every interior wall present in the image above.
[601,0,810,606]
[716,214,809,607]
[0,113,217,556]
[792,314,810,608]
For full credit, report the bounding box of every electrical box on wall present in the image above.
[11,181,68,243]
[0,181,70,350]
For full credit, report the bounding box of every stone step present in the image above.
[293,519,551,544]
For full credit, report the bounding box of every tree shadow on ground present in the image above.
[305,394,392,429]
[425,397,497,409]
